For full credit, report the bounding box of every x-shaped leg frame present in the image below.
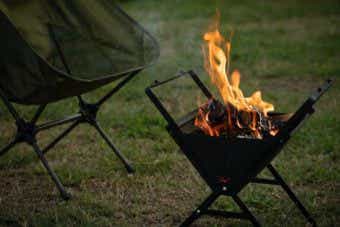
[181,164,316,226]
[0,73,137,200]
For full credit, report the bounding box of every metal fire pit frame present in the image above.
[145,70,333,227]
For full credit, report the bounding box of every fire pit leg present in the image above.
[233,195,261,227]
[180,191,220,227]
[180,190,262,227]
[267,164,316,227]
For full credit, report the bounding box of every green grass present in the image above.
[1,0,339,226]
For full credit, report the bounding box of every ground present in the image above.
[0,0,339,226]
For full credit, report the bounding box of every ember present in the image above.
[195,13,277,139]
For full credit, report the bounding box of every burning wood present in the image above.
[195,98,279,139]
[195,13,278,139]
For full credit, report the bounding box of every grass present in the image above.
[0,0,339,226]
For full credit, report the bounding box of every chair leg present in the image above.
[0,139,17,157]
[0,88,21,121]
[42,120,80,154]
[91,121,134,174]
[96,71,139,107]
[31,141,71,200]
[267,164,316,226]
[30,104,47,124]
[233,195,261,227]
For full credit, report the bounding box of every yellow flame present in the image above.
[203,23,274,116]
[194,13,277,138]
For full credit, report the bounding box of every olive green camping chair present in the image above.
[0,0,159,200]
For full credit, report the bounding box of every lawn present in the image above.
[0,0,339,226]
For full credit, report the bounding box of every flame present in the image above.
[195,13,276,138]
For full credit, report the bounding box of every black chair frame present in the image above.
[0,70,139,200]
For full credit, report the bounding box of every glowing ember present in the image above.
[195,13,278,139]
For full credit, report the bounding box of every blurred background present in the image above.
[0,0,339,226]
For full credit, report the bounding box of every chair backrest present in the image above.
[1,0,159,76]
[0,8,62,103]
[0,0,159,103]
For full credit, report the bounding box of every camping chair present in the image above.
[0,0,159,200]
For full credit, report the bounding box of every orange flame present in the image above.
[195,13,275,138]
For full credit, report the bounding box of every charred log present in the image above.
[195,98,280,139]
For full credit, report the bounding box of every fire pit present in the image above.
[146,70,333,226]
[146,13,334,226]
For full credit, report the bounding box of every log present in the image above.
[195,98,279,139]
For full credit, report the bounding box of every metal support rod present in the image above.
[145,86,179,131]
[205,209,249,219]
[77,95,85,106]
[180,191,220,227]
[233,195,261,227]
[0,139,17,157]
[180,188,261,226]
[31,104,47,124]
[267,164,316,226]
[49,25,87,112]
[36,114,82,132]
[145,70,213,133]
[187,70,213,99]
[250,177,280,185]
[0,88,21,121]
[96,71,139,107]
[42,120,80,154]
[91,121,134,173]
[278,79,333,138]
[48,24,72,75]
[31,141,71,200]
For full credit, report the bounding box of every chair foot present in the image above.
[31,142,71,200]
[308,217,317,227]
[125,164,135,174]
[92,121,134,174]
[60,191,72,201]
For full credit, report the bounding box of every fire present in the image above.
[195,13,277,139]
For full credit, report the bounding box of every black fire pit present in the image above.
[146,70,333,227]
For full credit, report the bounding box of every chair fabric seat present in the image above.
[0,0,159,104]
